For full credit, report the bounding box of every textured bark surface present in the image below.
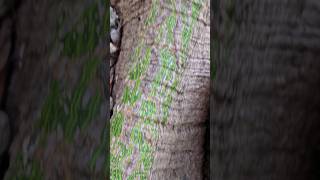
[211,0,320,179]
[111,0,210,179]
[2,0,108,179]
[0,14,11,105]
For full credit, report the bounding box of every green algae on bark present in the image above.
[129,47,152,81]
[38,57,102,142]
[62,2,104,57]
[144,0,159,26]
[6,153,44,180]
[111,111,125,137]
[122,82,142,105]
[165,13,177,44]
[4,0,107,179]
[110,0,205,179]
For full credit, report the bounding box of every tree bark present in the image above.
[211,0,320,179]
[3,0,108,179]
[111,0,210,179]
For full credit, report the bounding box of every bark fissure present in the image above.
[110,6,122,118]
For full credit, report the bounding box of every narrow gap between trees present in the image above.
[110,6,122,118]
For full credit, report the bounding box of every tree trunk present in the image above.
[2,0,108,179]
[211,0,320,179]
[111,0,210,179]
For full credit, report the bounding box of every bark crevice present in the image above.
[110,5,123,118]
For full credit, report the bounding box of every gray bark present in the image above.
[112,0,210,179]
[2,0,108,179]
[211,0,320,179]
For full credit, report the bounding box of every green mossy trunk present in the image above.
[3,0,108,179]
